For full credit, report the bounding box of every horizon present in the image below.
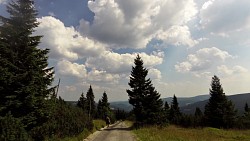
[1,0,249,102]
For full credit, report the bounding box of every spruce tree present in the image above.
[77,92,87,112]
[245,103,249,113]
[86,85,96,119]
[127,55,163,124]
[169,95,181,124]
[0,0,54,130]
[204,75,236,128]
[96,100,103,119]
[101,91,110,116]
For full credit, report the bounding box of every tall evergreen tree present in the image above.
[77,92,87,112]
[245,103,249,113]
[204,75,236,128]
[97,91,111,119]
[86,85,96,119]
[0,0,54,130]
[127,55,163,124]
[96,100,103,119]
[169,95,181,124]
[101,91,110,116]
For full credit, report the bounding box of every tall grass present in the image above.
[133,125,250,141]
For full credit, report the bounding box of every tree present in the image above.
[164,101,170,110]
[96,92,111,119]
[86,85,96,119]
[77,92,87,112]
[101,91,110,116]
[204,75,236,128]
[127,55,163,124]
[0,0,54,130]
[245,103,249,113]
[169,95,181,124]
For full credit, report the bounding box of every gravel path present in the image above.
[84,121,136,141]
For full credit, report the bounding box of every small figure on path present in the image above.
[105,115,111,127]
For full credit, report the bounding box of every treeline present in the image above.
[0,0,120,140]
[127,55,250,129]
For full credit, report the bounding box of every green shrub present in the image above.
[0,113,30,141]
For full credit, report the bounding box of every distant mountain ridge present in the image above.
[181,93,250,115]
[109,93,250,114]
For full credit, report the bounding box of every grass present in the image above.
[133,125,250,141]
[92,119,106,132]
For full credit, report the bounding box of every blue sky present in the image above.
[1,0,250,101]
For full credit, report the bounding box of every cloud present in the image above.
[217,65,248,75]
[48,12,56,17]
[148,68,162,80]
[87,69,120,83]
[79,0,198,49]
[0,0,7,4]
[56,60,87,79]
[200,0,250,35]
[86,51,163,74]
[35,16,106,61]
[175,47,234,73]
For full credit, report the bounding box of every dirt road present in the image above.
[84,121,136,141]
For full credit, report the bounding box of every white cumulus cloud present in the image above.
[86,51,163,74]
[79,0,198,49]
[217,65,248,75]
[56,60,87,79]
[35,16,106,61]
[175,47,234,73]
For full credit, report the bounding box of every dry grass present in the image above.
[133,125,250,141]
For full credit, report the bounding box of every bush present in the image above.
[30,98,93,140]
[0,113,30,141]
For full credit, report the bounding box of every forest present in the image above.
[0,0,250,141]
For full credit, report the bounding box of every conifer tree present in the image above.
[164,101,170,110]
[169,95,181,124]
[77,92,87,112]
[245,103,249,113]
[86,85,96,119]
[204,75,236,128]
[127,55,163,124]
[101,91,110,116]
[97,100,103,119]
[0,0,54,130]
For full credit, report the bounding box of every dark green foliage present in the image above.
[30,97,93,140]
[97,92,111,119]
[127,55,164,125]
[77,92,87,112]
[194,107,203,117]
[245,103,249,113]
[164,101,170,110]
[169,95,182,124]
[0,113,30,141]
[204,75,236,128]
[86,85,96,119]
[114,109,128,120]
[0,0,54,131]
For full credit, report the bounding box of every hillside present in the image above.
[181,93,250,115]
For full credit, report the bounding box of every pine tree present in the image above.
[164,101,170,110]
[77,92,87,112]
[0,0,54,130]
[204,75,236,128]
[101,91,110,116]
[86,85,96,119]
[195,107,203,117]
[127,55,163,124]
[96,100,103,119]
[245,103,249,113]
[169,95,181,124]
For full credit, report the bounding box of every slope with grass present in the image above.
[133,125,250,141]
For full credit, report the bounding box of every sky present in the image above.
[1,0,250,102]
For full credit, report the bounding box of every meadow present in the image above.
[133,125,250,141]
